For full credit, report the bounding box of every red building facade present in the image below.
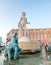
[7,28,51,45]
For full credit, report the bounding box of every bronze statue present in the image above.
[5,33,21,63]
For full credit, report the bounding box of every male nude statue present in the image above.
[18,12,30,29]
[18,12,30,37]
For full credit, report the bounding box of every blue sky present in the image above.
[0,0,51,42]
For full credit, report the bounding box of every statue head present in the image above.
[13,32,17,37]
[22,12,26,17]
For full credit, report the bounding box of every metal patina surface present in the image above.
[5,33,21,62]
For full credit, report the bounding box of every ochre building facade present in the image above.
[7,28,51,45]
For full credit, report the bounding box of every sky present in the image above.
[0,0,51,42]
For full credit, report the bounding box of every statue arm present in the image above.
[26,18,30,24]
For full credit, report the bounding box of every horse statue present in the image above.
[5,33,21,62]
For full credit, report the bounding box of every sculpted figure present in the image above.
[5,33,21,63]
[18,12,30,29]
[18,12,30,37]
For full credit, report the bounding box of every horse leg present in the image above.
[14,47,18,59]
[7,48,11,63]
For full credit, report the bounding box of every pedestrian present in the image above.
[0,50,6,65]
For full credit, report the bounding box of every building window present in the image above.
[34,35,36,41]
[48,31,50,38]
[29,31,32,34]
[48,31,50,34]
[44,31,45,35]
